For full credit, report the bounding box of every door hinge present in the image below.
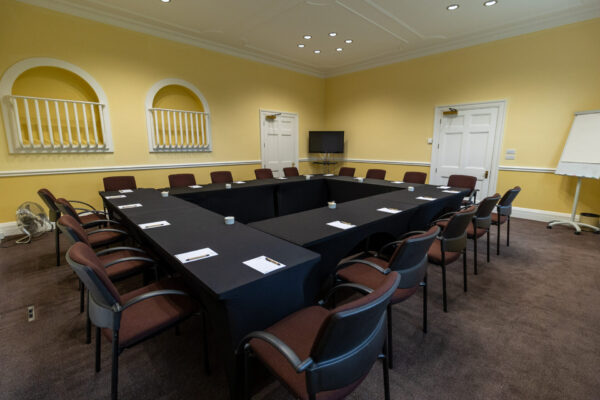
[484,170,489,179]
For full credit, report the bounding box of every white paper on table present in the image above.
[437,186,450,189]
[138,220,170,230]
[327,220,356,230]
[243,255,286,274]
[105,195,126,199]
[442,190,460,194]
[175,248,218,264]
[118,203,142,209]
[391,181,403,184]
[416,196,436,201]
[118,189,133,193]
[324,174,334,176]
[235,181,246,184]
[189,185,203,189]
[377,207,402,214]
[276,177,287,180]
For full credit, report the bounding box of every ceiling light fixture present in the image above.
[329,32,337,37]
[483,0,497,6]
[345,39,353,44]
[336,48,343,52]
[160,0,171,3]
[298,44,305,48]
[303,35,312,40]
[447,4,459,10]
[314,50,321,54]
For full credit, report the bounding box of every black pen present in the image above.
[186,254,210,262]
[265,257,281,266]
[340,221,353,225]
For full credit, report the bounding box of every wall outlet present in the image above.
[505,154,515,160]
[427,138,433,144]
[506,149,516,154]
[27,305,36,322]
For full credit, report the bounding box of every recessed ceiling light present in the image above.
[345,39,353,44]
[483,0,497,6]
[314,50,321,54]
[160,0,171,3]
[298,44,305,48]
[329,32,337,37]
[303,35,312,40]
[336,48,343,52]
[447,4,459,10]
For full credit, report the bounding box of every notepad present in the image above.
[189,185,203,189]
[138,220,170,230]
[442,190,460,194]
[243,256,286,274]
[377,207,402,214]
[235,181,246,184]
[327,220,356,230]
[437,186,450,189]
[118,189,133,193]
[175,248,218,264]
[416,196,436,201]
[391,181,404,184]
[118,203,142,209]
[105,195,126,199]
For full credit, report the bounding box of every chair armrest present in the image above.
[120,289,190,310]
[96,246,147,256]
[430,218,450,227]
[82,219,122,229]
[319,283,374,307]
[238,331,314,373]
[68,200,98,211]
[104,256,154,269]
[87,228,128,236]
[336,259,390,275]
[397,230,426,240]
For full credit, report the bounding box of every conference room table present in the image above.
[101,176,467,399]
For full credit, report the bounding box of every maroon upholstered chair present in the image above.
[283,167,300,177]
[447,174,478,205]
[239,272,400,400]
[210,170,233,184]
[254,168,274,180]
[436,194,501,275]
[366,169,386,180]
[338,167,355,177]
[428,206,477,312]
[403,171,427,184]
[66,242,204,400]
[168,173,196,188]
[494,186,521,255]
[336,226,439,368]
[103,176,137,192]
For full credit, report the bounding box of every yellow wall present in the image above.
[325,19,600,215]
[0,0,325,221]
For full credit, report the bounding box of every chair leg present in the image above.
[202,312,211,376]
[387,304,393,369]
[507,216,511,247]
[55,228,60,266]
[95,327,101,372]
[422,275,428,333]
[441,262,448,313]
[487,230,490,262]
[382,341,391,400]
[473,236,478,275]
[86,302,92,345]
[79,280,85,314]
[111,331,119,400]
[463,249,467,293]
[497,221,501,256]
[242,348,250,400]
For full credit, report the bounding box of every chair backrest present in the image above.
[305,272,400,395]
[103,176,137,192]
[366,169,386,180]
[210,170,233,184]
[283,167,299,177]
[168,173,196,188]
[55,198,83,224]
[402,171,427,184]
[57,215,91,246]
[388,226,439,289]
[338,167,355,177]
[66,242,122,329]
[254,168,274,180]
[497,186,521,216]
[440,206,477,252]
[475,193,501,229]
[37,188,60,221]
[447,174,477,190]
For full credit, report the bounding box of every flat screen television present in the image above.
[309,131,344,153]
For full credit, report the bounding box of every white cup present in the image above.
[328,201,336,209]
[408,186,415,192]
[305,175,312,180]
[356,177,364,183]
[224,216,235,225]
[161,191,169,197]
[225,183,232,189]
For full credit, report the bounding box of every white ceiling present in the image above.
[20,0,600,77]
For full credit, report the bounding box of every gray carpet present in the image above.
[1,219,599,400]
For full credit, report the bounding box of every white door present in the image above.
[430,102,506,198]
[260,110,298,177]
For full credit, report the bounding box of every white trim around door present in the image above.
[259,109,299,175]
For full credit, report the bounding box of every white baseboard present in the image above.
[510,207,578,223]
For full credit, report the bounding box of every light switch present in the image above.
[506,149,516,154]
[505,154,515,160]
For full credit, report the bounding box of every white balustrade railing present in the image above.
[148,107,211,152]
[7,95,108,152]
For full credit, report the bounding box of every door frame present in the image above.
[259,109,299,169]
[430,100,507,196]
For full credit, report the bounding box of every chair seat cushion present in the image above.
[87,229,126,248]
[99,250,152,281]
[250,306,365,400]
[491,214,508,224]
[80,213,105,225]
[427,239,461,265]
[337,257,419,304]
[466,224,488,239]
[102,278,196,348]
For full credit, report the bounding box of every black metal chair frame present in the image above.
[493,187,521,255]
